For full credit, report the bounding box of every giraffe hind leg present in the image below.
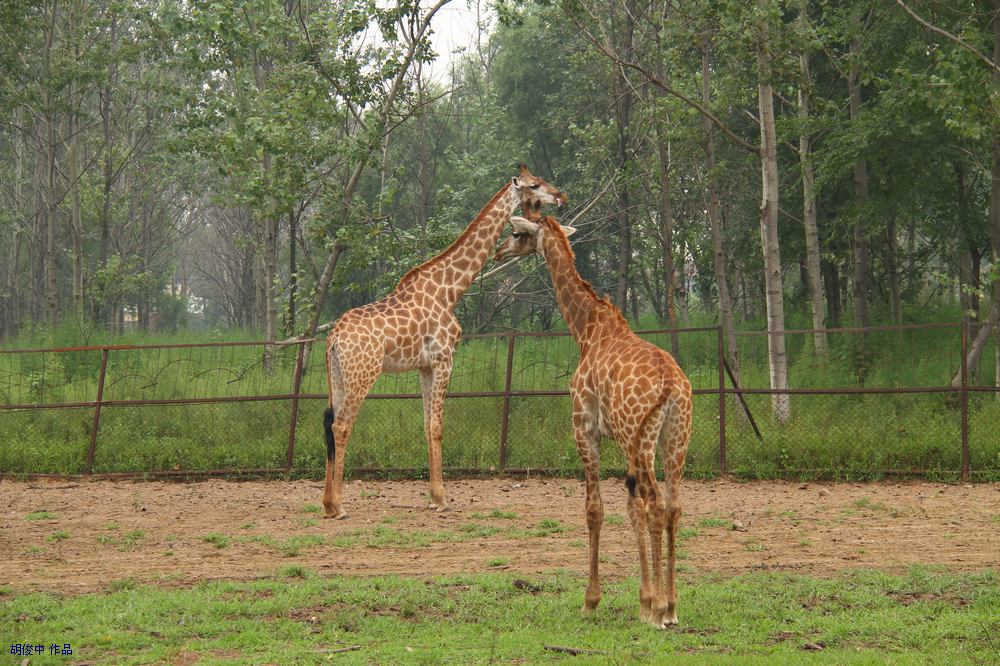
[323,407,336,461]
[658,396,692,626]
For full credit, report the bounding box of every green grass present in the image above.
[47,530,70,542]
[201,533,230,549]
[25,510,57,521]
[1,321,998,480]
[1,567,996,663]
[697,517,732,529]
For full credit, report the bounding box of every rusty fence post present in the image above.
[717,326,727,476]
[285,341,307,474]
[499,332,516,471]
[85,347,110,475]
[960,319,969,482]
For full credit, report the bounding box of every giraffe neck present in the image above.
[539,220,617,346]
[399,182,519,309]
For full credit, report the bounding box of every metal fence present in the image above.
[1,322,997,481]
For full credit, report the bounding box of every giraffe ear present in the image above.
[560,225,577,237]
[509,216,539,234]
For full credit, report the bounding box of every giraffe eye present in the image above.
[529,184,540,190]
[512,232,525,239]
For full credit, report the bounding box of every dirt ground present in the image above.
[2,478,997,594]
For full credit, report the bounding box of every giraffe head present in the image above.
[493,215,576,261]
[512,164,567,219]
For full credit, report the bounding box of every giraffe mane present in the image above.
[396,180,514,289]
[539,216,629,329]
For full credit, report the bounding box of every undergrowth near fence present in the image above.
[1,324,998,480]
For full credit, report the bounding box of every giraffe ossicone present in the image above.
[321,167,566,520]
[494,215,693,629]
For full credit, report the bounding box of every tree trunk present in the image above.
[849,15,871,333]
[652,0,680,355]
[5,107,25,338]
[701,36,741,380]
[43,0,59,328]
[822,259,841,327]
[797,1,828,355]
[67,0,84,319]
[757,2,790,422]
[613,0,635,312]
[286,208,297,336]
[886,218,902,325]
[95,12,117,329]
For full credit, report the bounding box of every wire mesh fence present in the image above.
[1,322,997,480]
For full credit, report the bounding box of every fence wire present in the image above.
[1,323,997,480]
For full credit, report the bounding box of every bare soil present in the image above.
[2,478,997,594]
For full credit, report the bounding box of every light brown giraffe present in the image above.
[494,215,692,628]
[322,166,566,519]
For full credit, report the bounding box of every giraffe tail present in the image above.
[323,407,336,461]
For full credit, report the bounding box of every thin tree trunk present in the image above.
[798,1,827,355]
[68,84,84,319]
[613,0,635,312]
[95,12,117,329]
[286,208,297,336]
[33,124,46,324]
[757,1,790,422]
[886,218,902,325]
[43,0,59,328]
[5,107,25,337]
[849,15,871,333]
[701,35,740,380]
[652,2,680,356]
[989,0,1000,390]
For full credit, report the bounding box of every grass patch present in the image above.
[97,530,147,551]
[0,567,995,663]
[301,504,323,514]
[697,517,731,529]
[606,514,625,526]
[47,530,70,542]
[534,518,567,536]
[852,497,892,513]
[488,558,510,567]
[25,510,57,521]
[201,533,230,549]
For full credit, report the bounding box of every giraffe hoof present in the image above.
[324,511,349,520]
[434,504,452,513]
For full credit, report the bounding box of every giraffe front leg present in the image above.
[420,363,451,512]
[573,401,603,613]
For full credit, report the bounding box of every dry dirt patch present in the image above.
[1,478,997,594]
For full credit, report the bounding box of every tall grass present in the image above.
[1,320,998,479]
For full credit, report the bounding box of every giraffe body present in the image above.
[495,215,692,628]
[322,169,565,519]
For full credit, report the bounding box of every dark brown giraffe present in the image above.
[322,167,566,519]
[494,215,692,628]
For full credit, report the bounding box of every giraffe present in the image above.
[494,215,692,628]
[322,166,566,519]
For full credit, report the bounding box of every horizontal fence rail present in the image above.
[0,322,997,481]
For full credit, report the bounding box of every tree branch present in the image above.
[895,0,1000,75]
